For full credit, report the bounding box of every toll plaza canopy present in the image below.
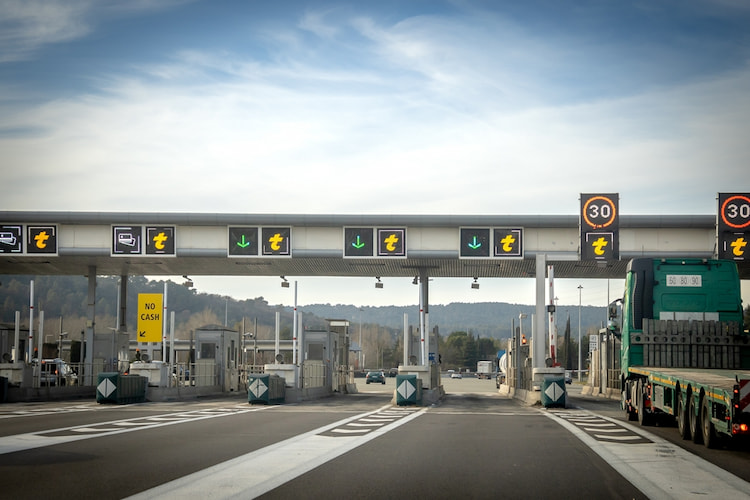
[0,211,747,280]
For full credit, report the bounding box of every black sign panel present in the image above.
[377,228,406,257]
[717,194,750,261]
[145,226,176,255]
[460,228,490,258]
[344,227,374,257]
[581,232,617,261]
[261,227,291,256]
[580,193,619,261]
[27,225,57,255]
[494,228,523,258]
[112,226,143,255]
[719,232,749,261]
[0,225,23,253]
[228,227,259,256]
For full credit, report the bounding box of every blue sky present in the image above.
[2,0,749,307]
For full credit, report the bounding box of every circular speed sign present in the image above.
[720,194,750,230]
[582,195,618,229]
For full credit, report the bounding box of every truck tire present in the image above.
[701,398,717,449]
[623,382,637,421]
[677,392,691,440]
[689,395,703,444]
[637,381,652,426]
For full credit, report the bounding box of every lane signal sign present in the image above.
[344,227,374,257]
[582,232,616,261]
[112,226,143,255]
[460,228,490,258]
[0,225,23,253]
[27,225,57,255]
[377,228,406,257]
[262,227,291,256]
[145,226,175,255]
[228,227,259,257]
[494,228,523,258]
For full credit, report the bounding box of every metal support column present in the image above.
[85,266,96,385]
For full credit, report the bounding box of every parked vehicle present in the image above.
[39,358,78,386]
[614,258,750,448]
[450,372,462,379]
[365,371,386,384]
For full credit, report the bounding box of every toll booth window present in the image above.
[308,343,324,360]
[200,343,216,359]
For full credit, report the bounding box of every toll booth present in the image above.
[326,319,350,392]
[302,329,337,390]
[194,325,240,391]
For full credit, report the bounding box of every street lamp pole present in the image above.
[578,285,583,382]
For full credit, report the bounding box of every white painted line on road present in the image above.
[0,406,272,455]
[582,427,628,433]
[543,409,750,500]
[593,434,645,441]
[331,428,372,434]
[125,404,428,500]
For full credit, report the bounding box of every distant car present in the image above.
[388,368,398,377]
[366,371,386,384]
[565,371,573,384]
[450,372,462,379]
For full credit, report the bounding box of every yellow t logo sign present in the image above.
[592,237,608,256]
[731,237,747,256]
[269,233,284,251]
[384,234,399,252]
[500,234,515,252]
[34,231,50,249]
[152,232,168,250]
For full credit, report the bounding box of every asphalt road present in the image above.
[0,377,748,499]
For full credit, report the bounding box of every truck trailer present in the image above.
[612,258,750,448]
[476,360,494,380]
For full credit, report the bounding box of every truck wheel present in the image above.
[637,381,652,426]
[701,398,717,449]
[689,395,703,444]
[623,384,637,421]
[677,392,691,440]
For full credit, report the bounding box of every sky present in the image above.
[2,0,749,308]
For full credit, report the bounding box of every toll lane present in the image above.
[261,394,648,500]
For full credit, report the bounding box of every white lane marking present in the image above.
[126,404,428,500]
[0,406,271,455]
[543,409,750,499]
[582,427,628,433]
[593,434,645,441]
